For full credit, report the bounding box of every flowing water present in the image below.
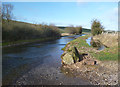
[3,34,91,85]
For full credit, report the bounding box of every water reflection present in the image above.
[86,37,92,46]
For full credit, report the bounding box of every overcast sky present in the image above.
[3,2,118,31]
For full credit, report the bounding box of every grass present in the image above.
[70,35,91,48]
[62,34,91,51]
[62,34,118,61]
[91,46,118,61]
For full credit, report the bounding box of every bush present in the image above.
[2,19,61,42]
[65,25,82,34]
[65,26,76,34]
[91,19,104,36]
[75,26,82,34]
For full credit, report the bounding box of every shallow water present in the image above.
[86,36,106,50]
[3,34,91,85]
[86,37,92,46]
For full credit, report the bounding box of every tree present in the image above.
[2,4,13,21]
[91,19,104,36]
[65,25,76,34]
[76,26,82,34]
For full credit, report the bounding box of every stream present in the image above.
[2,34,91,85]
[86,36,106,50]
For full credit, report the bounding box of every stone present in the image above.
[83,59,97,65]
[61,46,83,65]
[62,52,74,65]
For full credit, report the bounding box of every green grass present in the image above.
[62,35,91,51]
[70,35,91,48]
[91,46,118,61]
[62,34,118,61]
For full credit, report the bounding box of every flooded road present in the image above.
[3,34,91,85]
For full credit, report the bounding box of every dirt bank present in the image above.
[93,33,118,47]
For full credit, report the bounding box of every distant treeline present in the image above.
[82,28,91,32]
[2,20,61,42]
[58,26,91,33]
[65,26,82,34]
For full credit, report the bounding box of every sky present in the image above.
[3,2,118,31]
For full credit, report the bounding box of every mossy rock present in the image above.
[62,52,74,65]
[61,46,82,65]
[67,46,74,52]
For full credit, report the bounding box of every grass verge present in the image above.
[62,34,118,61]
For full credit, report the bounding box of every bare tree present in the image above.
[2,4,13,21]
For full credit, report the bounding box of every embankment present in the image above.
[61,34,118,85]
[2,20,61,47]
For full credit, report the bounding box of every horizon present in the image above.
[3,2,118,31]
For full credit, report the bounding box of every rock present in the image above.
[67,46,74,52]
[61,46,82,65]
[83,59,97,65]
[62,52,74,65]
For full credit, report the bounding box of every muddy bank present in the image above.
[61,57,118,85]
[61,34,118,85]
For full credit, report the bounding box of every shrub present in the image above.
[91,19,104,36]
[75,26,82,34]
[65,26,76,34]
[2,19,61,42]
[65,25,82,34]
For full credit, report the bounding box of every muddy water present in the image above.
[3,34,91,85]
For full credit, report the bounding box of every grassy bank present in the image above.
[2,20,61,43]
[62,34,118,61]
[2,20,61,47]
